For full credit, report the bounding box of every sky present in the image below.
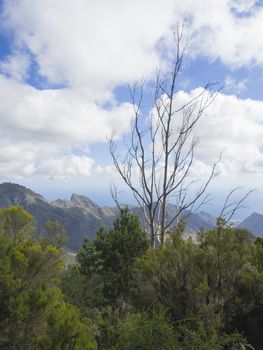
[0,0,263,218]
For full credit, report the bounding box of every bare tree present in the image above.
[109,31,220,247]
[218,187,255,227]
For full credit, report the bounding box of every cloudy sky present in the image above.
[0,0,263,217]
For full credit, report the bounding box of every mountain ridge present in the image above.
[239,212,263,237]
[0,182,218,250]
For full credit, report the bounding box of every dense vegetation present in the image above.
[0,206,262,349]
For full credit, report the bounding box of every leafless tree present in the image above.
[218,187,255,227]
[109,30,220,247]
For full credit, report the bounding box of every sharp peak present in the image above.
[71,193,92,200]
[249,211,263,217]
[70,193,98,208]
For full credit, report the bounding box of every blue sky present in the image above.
[0,0,263,218]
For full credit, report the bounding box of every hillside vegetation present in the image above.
[0,206,262,349]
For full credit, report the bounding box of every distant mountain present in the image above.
[0,183,118,250]
[0,182,216,251]
[239,212,263,237]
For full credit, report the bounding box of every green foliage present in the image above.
[0,207,97,349]
[94,307,246,350]
[131,234,207,318]
[77,209,149,304]
[0,229,62,347]
[226,234,263,348]
[132,226,255,316]
[3,205,263,349]
[120,308,178,350]
[35,302,97,350]
[197,226,254,319]
[77,239,104,276]
[175,317,247,350]
[62,264,105,316]
[44,220,68,249]
[94,307,124,350]
[92,307,177,350]
[131,225,260,348]
[62,210,150,348]
[0,205,35,240]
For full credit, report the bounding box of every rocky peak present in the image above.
[70,193,98,209]
[239,212,263,237]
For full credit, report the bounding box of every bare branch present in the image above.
[108,29,220,247]
[219,188,255,226]
[110,184,122,211]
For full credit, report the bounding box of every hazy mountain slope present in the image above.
[0,182,216,250]
[239,212,263,237]
[0,183,117,250]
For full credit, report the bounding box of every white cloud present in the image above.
[0,52,30,82]
[1,0,177,88]
[0,74,134,178]
[40,155,94,179]
[0,0,179,180]
[0,0,263,185]
[224,76,248,94]
[0,76,133,142]
[171,89,263,178]
[184,0,263,68]
[2,0,263,88]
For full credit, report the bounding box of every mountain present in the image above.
[239,212,263,237]
[0,182,216,251]
[0,183,118,250]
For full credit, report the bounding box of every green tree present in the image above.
[77,209,149,304]
[44,219,68,249]
[62,264,105,317]
[120,308,178,350]
[0,224,62,347]
[175,316,247,350]
[131,224,256,347]
[0,207,97,349]
[35,302,97,350]
[226,236,263,349]
[198,225,253,297]
[131,233,207,319]
[0,206,35,240]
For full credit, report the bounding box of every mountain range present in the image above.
[0,182,262,251]
[238,212,263,237]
